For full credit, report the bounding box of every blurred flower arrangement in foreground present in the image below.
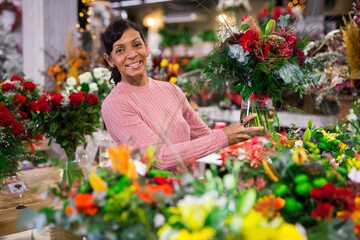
[17,99,360,239]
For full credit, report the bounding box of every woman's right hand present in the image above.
[223,113,264,145]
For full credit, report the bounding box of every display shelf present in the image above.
[197,106,337,129]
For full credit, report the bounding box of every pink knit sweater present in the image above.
[101,77,229,171]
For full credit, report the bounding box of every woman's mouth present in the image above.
[127,61,142,69]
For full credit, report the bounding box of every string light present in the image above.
[76,23,80,28]
[79,12,84,17]
[216,12,228,23]
[288,0,306,9]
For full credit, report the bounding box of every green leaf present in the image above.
[276,63,304,84]
[49,123,58,133]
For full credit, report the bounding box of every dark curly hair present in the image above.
[102,19,146,85]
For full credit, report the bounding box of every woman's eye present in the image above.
[115,48,123,54]
[135,43,142,47]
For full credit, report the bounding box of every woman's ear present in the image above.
[104,53,115,68]
[145,40,150,55]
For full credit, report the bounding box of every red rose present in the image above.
[2,82,15,92]
[11,75,23,82]
[28,101,37,112]
[311,203,333,219]
[10,121,25,136]
[0,112,15,127]
[36,96,51,113]
[22,81,37,92]
[0,104,11,113]
[69,92,84,106]
[15,109,28,121]
[86,93,99,105]
[50,93,64,106]
[13,94,27,106]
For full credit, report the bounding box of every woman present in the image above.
[101,19,266,173]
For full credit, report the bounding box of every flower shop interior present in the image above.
[1,0,360,239]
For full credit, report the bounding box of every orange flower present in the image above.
[132,182,141,194]
[65,205,73,215]
[107,144,138,179]
[74,193,98,215]
[254,194,285,218]
[139,184,174,203]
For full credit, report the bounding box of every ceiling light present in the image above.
[144,0,172,3]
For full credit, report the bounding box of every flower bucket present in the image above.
[240,94,272,137]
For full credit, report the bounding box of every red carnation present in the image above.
[10,121,25,136]
[15,109,28,121]
[2,82,15,92]
[86,93,99,105]
[13,94,27,106]
[311,203,333,219]
[28,101,37,112]
[11,75,23,82]
[36,96,51,113]
[0,112,15,127]
[69,92,84,106]
[23,81,37,92]
[322,183,336,199]
[310,188,324,200]
[50,93,64,106]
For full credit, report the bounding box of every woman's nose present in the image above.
[126,49,137,59]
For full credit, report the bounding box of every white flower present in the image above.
[348,167,360,183]
[347,113,358,122]
[93,67,109,79]
[294,140,303,148]
[154,213,165,228]
[66,77,77,86]
[76,86,81,91]
[100,71,111,84]
[61,96,70,106]
[79,72,92,84]
[89,82,98,92]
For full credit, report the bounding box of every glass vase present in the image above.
[240,94,272,137]
[59,151,84,185]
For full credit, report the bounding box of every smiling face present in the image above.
[105,28,149,86]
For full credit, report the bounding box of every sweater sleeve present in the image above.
[102,97,229,171]
[180,89,212,139]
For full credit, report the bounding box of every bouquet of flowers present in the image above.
[201,14,320,135]
[29,90,100,183]
[63,67,112,104]
[0,75,40,183]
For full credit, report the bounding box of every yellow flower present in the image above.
[293,147,308,164]
[178,204,208,231]
[107,144,138,179]
[263,161,279,182]
[160,59,168,68]
[173,227,215,240]
[142,145,155,171]
[338,142,347,152]
[168,63,173,69]
[173,63,180,72]
[169,77,177,84]
[277,223,307,240]
[88,173,108,192]
[319,129,338,141]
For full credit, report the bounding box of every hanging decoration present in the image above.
[0,1,22,32]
